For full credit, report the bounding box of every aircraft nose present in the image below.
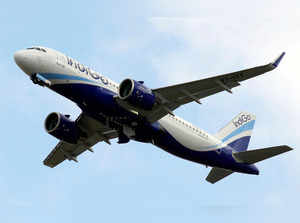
[14,50,36,75]
[14,50,26,66]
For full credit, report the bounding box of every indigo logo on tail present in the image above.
[232,114,251,128]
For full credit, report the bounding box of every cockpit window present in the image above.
[27,47,47,53]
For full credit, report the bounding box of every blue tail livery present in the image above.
[215,112,255,152]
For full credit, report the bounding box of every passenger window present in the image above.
[56,54,66,67]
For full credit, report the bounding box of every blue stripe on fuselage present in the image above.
[222,120,255,143]
[39,73,97,84]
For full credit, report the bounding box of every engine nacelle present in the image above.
[118,79,156,110]
[44,112,80,144]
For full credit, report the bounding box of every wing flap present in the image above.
[206,167,234,184]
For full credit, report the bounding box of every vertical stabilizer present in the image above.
[215,112,256,152]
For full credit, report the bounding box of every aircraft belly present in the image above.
[50,82,113,108]
[153,128,223,166]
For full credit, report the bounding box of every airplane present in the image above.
[14,46,292,183]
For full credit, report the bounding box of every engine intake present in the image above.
[44,112,80,144]
[119,79,156,110]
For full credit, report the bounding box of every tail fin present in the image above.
[215,112,256,152]
[233,145,293,164]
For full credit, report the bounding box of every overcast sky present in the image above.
[1,0,299,222]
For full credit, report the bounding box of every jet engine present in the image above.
[44,112,80,144]
[118,79,156,110]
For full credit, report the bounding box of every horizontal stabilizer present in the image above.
[206,167,234,184]
[232,145,293,164]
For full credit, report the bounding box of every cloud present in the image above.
[149,0,300,76]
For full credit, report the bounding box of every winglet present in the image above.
[272,52,285,68]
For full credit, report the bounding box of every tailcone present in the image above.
[247,164,259,175]
[232,163,259,175]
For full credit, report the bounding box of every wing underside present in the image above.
[43,114,118,168]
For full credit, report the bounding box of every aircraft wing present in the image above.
[139,52,284,122]
[43,113,118,168]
